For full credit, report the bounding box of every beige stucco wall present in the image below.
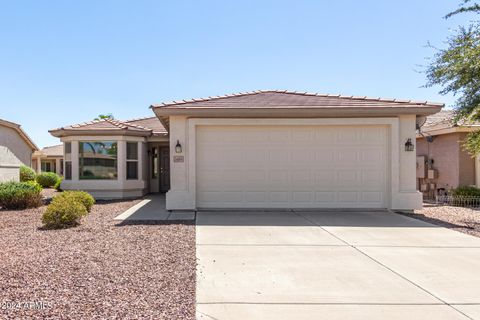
[166,116,421,211]
[416,132,475,189]
[0,125,34,182]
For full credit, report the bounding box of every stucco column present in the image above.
[169,116,188,191]
[55,158,61,175]
[165,116,195,210]
[71,141,79,181]
[398,115,417,192]
[36,157,41,173]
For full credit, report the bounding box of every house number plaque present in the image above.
[173,156,184,163]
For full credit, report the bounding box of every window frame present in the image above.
[64,142,72,180]
[126,142,139,180]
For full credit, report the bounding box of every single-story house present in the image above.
[0,118,38,182]
[49,90,443,211]
[32,144,64,175]
[416,110,479,196]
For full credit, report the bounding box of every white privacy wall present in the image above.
[166,116,422,210]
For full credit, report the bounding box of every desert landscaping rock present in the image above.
[404,204,480,238]
[0,199,195,319]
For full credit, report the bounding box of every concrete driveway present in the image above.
[196,210,480,320]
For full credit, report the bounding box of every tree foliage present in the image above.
[426,1,480,156]
[94,114,114,121]
[445,0,480,18]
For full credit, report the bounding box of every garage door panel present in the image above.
[269,191,289,202]
[338,191,359,202]
[196,125,387,208]
[362,191,383,202]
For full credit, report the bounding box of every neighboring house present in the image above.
[32,144,64,175]
[416,110,479,197]
[0,119,38,182]
[49,90,442,211]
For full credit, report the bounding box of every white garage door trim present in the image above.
[186,118,400,209]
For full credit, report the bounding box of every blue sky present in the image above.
[0,0,473,148]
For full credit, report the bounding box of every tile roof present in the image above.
[49,117,167,137]
[62,118,151,132]
[420,109,480,133]
[422,110,455,129]
[151,90,444,109]
[124,116,167,135]
[40,144,63,157]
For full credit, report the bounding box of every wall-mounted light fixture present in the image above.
[175,140,182,153]
[405,138,414,152]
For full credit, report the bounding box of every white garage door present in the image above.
[196,125,388,208]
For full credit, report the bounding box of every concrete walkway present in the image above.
[113,194,195,221]
[196,210,480,320]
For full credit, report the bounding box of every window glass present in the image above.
[127,162,138,180]
[65,162,72,180]
[64,142,72,161]
[152,147,158,179]
[127,142,138,160]
[79,141,117,180]
[41,161,53,172]
[65,142,72,154]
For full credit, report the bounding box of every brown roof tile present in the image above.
[49,117,167,137]
[151,90,444,109]
[420,110,480,132]
[124,116,167,135]
[41,144,63,157]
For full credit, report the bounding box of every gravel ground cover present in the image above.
[401,204,480,238]
[40,188,58,201]
[0,199,196,319]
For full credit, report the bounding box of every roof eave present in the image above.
[417,125,479,137]
[49,128,152,138]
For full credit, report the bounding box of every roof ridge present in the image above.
[111,118,153,131]
[42,144,63,149]
[150,90,444,108]
[124,116,157,122]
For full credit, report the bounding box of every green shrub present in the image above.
[19,166,36,182]
[36,172,61,188]
[54,177,63,191]
[0,181,43,209]
[450,186,480,197]
[52,191,95,212]
[449,186,480,206]
[42,197,88,229]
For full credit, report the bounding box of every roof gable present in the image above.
[0,118,38,151]
[49,117,167,138]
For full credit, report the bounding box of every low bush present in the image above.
[0,181,43,209]
[448,186,480,207]
[19,165,36,182]
[42,197,88,229]
[52,191,95,212]
[36,172,61,188]
[54,177,63,191]
[450,186,480,198]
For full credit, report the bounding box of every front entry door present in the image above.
[159,147,170,192]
